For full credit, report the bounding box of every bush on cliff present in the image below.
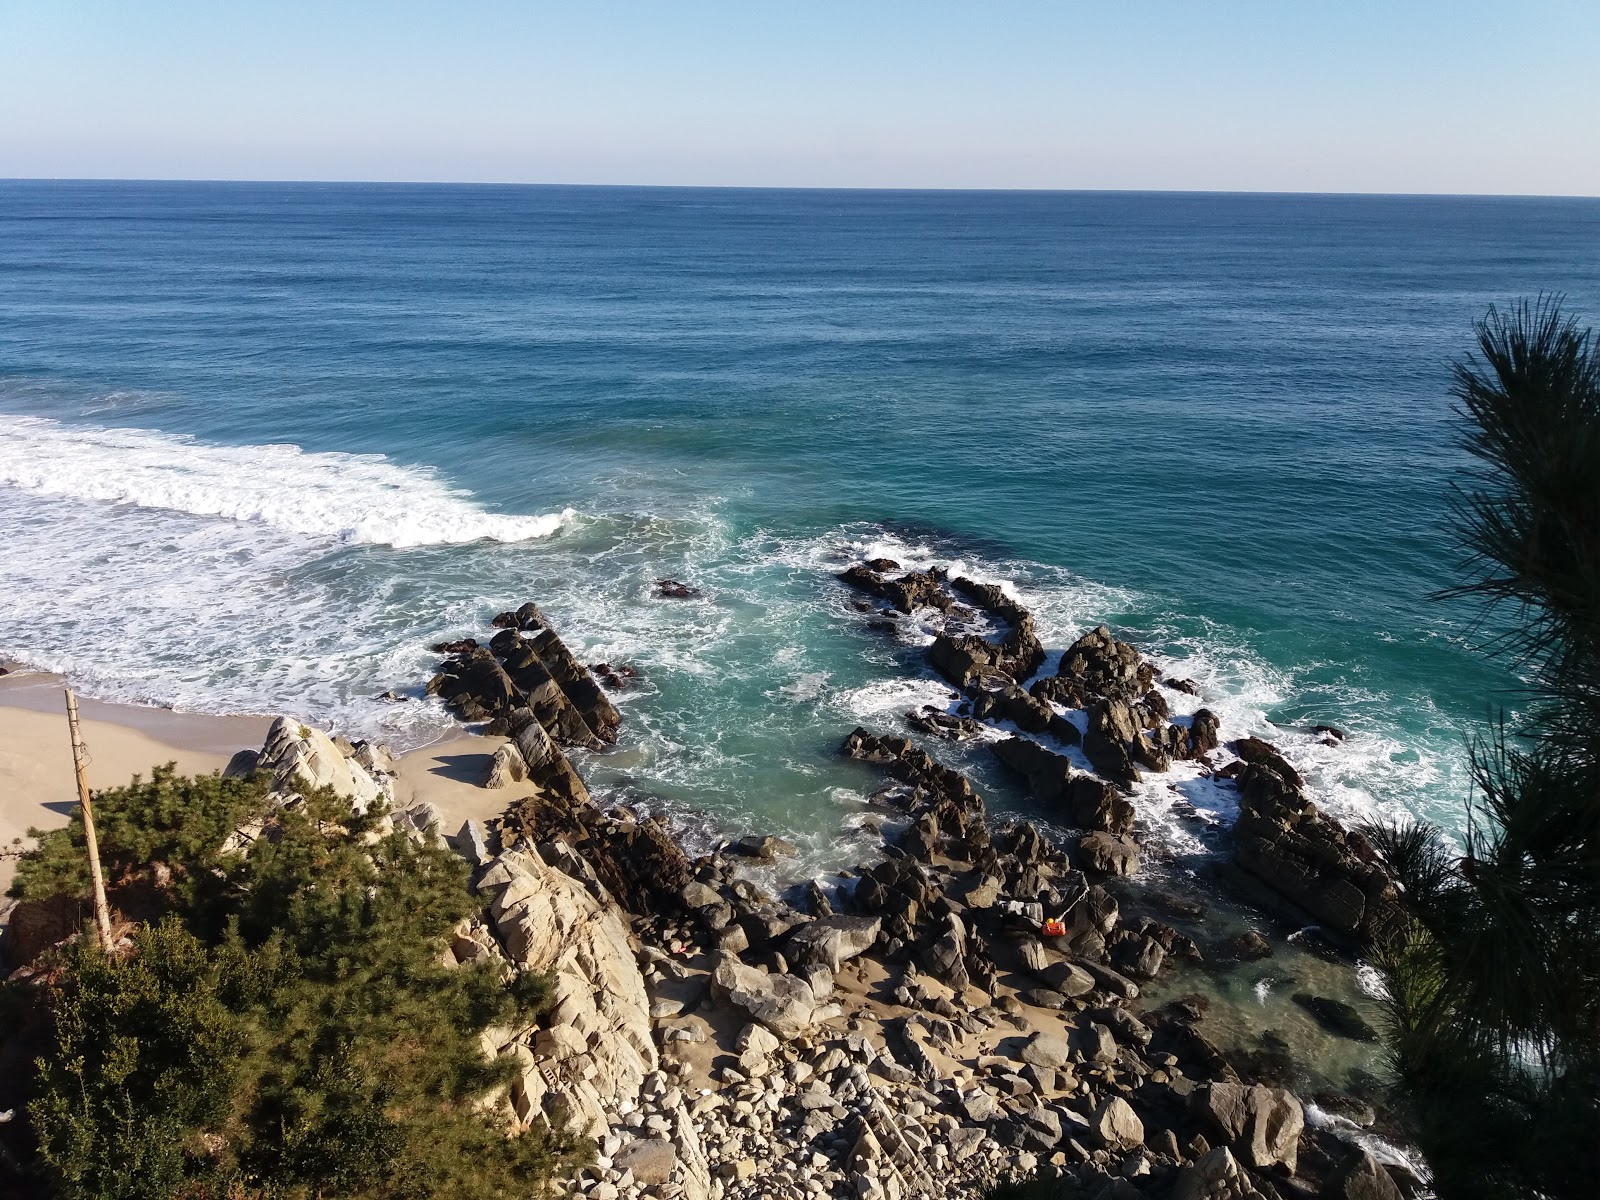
[1,769,578,1199]
[1365,299,1600,1199]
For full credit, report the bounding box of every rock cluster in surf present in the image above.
[401,588,1417,1200]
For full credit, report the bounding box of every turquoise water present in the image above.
[3,182,1598,871]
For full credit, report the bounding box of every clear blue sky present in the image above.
[3,0,1597,194]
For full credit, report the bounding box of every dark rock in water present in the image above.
[1326,1148,1406,1200]
[592,661,639,689]
[1312,1091,1377,1128]
[1058,625,1155,698]
[528,626,622,744]
[1229,736,1304,788]
[840,727,987,859]
[655,578,700,599]
[490,602,550,631]
[1078,832,1141,877]
[1292,992,1378,1042]
[430,637,479,654]
[1218,930,1275,963]
[864,557,900,572]
[837,562,956,615]
[1313,724,1348,741]
[991,737,1135,837]
[1229,759,1404,943]
[1146,889,1207,920]
[1165,676,1201,696]
[905,706,984,741]
[1030,674,1095,709]
[1189,708,1222,757]
[436,648,519,714]
[729,834,798,862]
[1083,698,1142,786]
[375,689,409,702]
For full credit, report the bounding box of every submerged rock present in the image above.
[1291,992,1378,1042]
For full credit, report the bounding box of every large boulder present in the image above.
[786,915,882,971]
[1193,1082,1305,1173]
[477,849,656,1136]
[1093,1096,1144,1152]
[709,953,831,1039]
[1327,1149,1405,1200]
[1079,831,1141,877]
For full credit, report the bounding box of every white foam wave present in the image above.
[0,416,573,548]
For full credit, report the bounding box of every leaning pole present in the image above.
[64,689,114,950]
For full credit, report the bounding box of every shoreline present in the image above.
[0,667,509,897]
[2,590,1424,1197]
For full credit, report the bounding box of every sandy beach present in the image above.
[0,669,511,896]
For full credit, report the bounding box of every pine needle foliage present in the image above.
[1362,299,1600,1200]
[3,771,579,1199]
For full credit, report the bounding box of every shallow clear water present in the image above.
[3,182,1599,875]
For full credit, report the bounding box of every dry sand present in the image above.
[0,669,516,897]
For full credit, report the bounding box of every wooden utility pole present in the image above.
[64,689,114,950]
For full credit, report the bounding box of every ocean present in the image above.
[3,181,1599,878]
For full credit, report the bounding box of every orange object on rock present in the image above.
[1041,918,1067,938]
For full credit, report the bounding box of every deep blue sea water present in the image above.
[3,181,1599,873]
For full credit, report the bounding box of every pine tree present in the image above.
[1364,298,1600,1199]
[4,773,579,1198]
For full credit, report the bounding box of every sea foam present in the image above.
[0,416,573,548]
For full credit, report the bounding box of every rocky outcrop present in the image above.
[1056,625,1155,699]
[476,848,657,1137]
[1228,756,1403,943]
[257,716,390,811]
[503,788,689,917]
[837,563,960,615]
[709,953,841,1039]
[428,604,620,745]
[990,737,1135,836]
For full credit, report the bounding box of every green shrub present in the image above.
[7,777,578,1199]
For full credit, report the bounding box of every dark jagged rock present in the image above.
[1083,698,1142,786]
[1230,736,1304,788]
[505,713,593,807]
[905,706,984,741]
[504,789,689,917]
[990,737,1136,837]
[1189,708,1223,757]
[837,563,957,615]
[928,621,1045,690]
[527,626,622,744]
[1229,761,1403,943]
[1057,625,1155,698]
[840,728,986,861]
[655,578,700,599]
[1079,832,1141,877]
[428,607,620,747]
[973,684,1080,745]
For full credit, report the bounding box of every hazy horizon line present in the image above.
[4,176,1598,202]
